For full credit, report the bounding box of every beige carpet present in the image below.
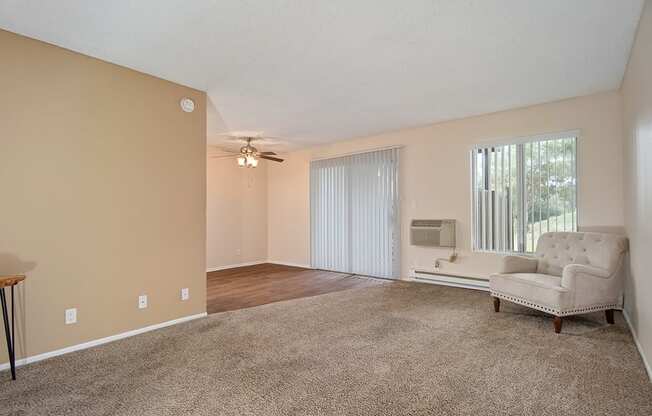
[1,282,651,415]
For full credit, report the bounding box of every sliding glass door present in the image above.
[310,148,400,279]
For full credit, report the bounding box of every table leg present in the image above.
[0,287,16,380]
[12,285,15,379]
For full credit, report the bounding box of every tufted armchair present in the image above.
[489,232,628,333]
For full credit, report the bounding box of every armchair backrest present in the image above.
[534,232,628,277]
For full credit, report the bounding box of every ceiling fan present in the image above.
[210,136,284,168]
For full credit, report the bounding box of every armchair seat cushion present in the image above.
[490,272,571,315]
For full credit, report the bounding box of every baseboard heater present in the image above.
[410,269,489,292]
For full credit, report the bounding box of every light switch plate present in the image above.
[138,294,148,309]
[181,288,189,301]
[65,308,77,324]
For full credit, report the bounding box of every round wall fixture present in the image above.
[180,97,195,113]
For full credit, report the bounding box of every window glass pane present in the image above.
[523,137,577,251]
[472,135,577,253]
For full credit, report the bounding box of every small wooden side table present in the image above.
[1,275,25,381]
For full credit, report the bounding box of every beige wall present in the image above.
[622,0,652,374]
[268,91,625,278]
[267,154,311,267]
[0,30,207,364]
[207,156,268,269]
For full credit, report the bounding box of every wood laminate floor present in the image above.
[206,263,390,314]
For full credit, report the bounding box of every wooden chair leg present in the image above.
[553,316,562,333]
[605,309,615,324]
[493,297,500,313]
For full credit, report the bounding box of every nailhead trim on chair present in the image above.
[490,291,621,317]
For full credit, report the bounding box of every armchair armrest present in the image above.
[499,255,538,274]
[561,264,611,289]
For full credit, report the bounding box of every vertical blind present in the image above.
[472,134,577,253]
[310,148,400,279]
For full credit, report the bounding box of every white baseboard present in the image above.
[206,260,265,272]
[409,269,490,292]
[623,309,652,382]
[0,312,207,372]
[266,260,312,269]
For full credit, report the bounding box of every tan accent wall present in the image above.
[622,0,652,374]
[268,91,625,277]
[206,156,268,269]
[0,30,207,364]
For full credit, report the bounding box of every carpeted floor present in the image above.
[1,282,651,415]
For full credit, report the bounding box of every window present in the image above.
[310,147,400,278]
[472,132,577,253]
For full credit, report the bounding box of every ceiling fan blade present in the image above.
[259,155,284,163]
[258,151,277,155]
[214,133,289,147]
[209,154,237,159]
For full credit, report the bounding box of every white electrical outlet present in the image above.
[65,308,77,324]
[235,248,241,256]
[138,294,148,309]
[181,288,189,301]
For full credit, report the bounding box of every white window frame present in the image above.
[470,130,580,254]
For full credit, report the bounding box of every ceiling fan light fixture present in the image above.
[225,136,283,167]
[244,155,257,168]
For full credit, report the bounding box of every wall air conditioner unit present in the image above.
[410,219,456,247]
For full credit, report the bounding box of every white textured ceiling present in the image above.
[0,1,644,148]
